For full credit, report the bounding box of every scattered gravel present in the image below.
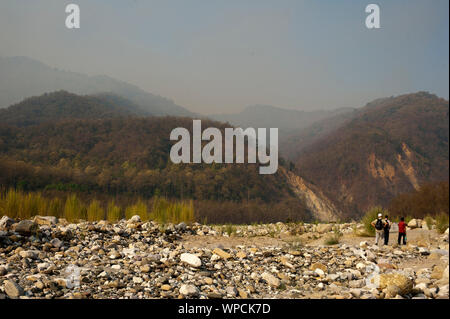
[0,216,448,299]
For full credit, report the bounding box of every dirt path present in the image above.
[305,228,444,247]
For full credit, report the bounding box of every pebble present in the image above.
[180,253,202,268]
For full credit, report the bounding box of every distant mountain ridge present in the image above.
[280,108,359,161]
[210,104,353,133]
[0,56,195,117]
[210,104,355,159]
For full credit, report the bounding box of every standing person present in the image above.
[371,213,385,246]
[383,215,391,245]
[398,217,407,245]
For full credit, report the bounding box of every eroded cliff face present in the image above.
[396,143,420,190]
[293,93,449,219]
[287,142,425,221]
[366,142,420,191]
[368,152,396,183]
[281,168,341,222]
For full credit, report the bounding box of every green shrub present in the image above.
[324,229,343,245]
[223,224,236,236]
[436,213,449,234]
[424,215,435,228]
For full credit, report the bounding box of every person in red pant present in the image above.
[398,217,407,245]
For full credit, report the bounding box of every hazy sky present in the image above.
[0,0,448,114]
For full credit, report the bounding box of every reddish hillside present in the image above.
[295,92,449,219]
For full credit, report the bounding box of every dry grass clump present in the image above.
[87,200,105,221]
[107,200,122,222]
[149,197,194,224]
[0,189,195,224]
[436,213,449,234]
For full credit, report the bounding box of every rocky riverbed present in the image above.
[0,215,448,299]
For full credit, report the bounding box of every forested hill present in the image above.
[0,91,145,126]
[0,92,315,223]
[295,92,449,219]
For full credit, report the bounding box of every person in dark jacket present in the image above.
[371,213,386,246]
[383,215,391,245]
[398,217,407,245]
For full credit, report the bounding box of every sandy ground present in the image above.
[181,228,449,273]
[180,235,288,250]
[179,228,448,299]
[181,228,444,249]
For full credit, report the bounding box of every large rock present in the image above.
[407,219,421,229]
[378,273,414,296]
[431,265,445,280]
[180,253,202,268]
[443,265,449,281]
[4,280,24,298]
[310,263,328,273]
[37,262,50,272]
[19,250,39,259]
[317,224,333,234]
[14,220,38,235]
[212,248,232,260]
[261,272,281,288]
[385,285,402,298]
[128,215,141,223]
[179,284,199,296]
[33,215,58,226]
[437,285,449,298]
[50,238,63,248]
[175,222,187,231]
[0,216,15,230]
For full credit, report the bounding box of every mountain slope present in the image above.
[0,56,195,117]
[0,91,146,126]
[210,105,353,136]
[295,92,449,219]
[0,92,319,223]
[210,104,355,160]
[281,168,341,222]
[280,108,359,161]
